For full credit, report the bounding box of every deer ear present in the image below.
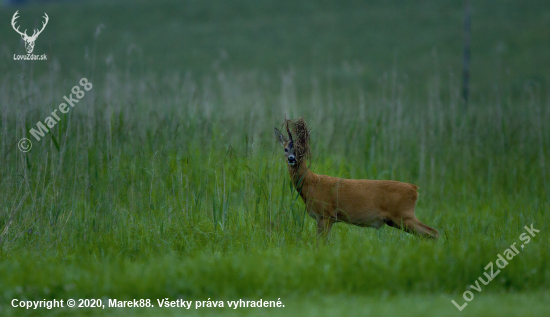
[274,128,287,146]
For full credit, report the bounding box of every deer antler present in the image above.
[11,11,28,38]
[285,119,293,142]
[30,13,49,39]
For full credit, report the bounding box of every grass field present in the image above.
[0,0,549,316]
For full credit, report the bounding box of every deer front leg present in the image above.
[316,217,334,240]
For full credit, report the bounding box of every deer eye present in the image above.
[284,148,288,153]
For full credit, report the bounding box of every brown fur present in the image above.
[277,118,439,240]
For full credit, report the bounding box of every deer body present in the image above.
[275,120,439,240]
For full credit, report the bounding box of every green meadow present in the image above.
[0,0,549,315]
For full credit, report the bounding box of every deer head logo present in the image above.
[11,11,49,54]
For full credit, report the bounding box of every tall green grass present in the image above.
[1,63,548,301]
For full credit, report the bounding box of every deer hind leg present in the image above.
[385,216,439,240]
[413,218,439,239]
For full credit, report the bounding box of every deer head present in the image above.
[275,117,312,167]
[11,11,49,54]
[274,124,297,166]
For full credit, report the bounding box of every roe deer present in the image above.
[274,118,439,240]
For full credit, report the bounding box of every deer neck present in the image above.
[288,160,312,194]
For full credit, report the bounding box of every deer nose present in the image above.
[288,155,296,162]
